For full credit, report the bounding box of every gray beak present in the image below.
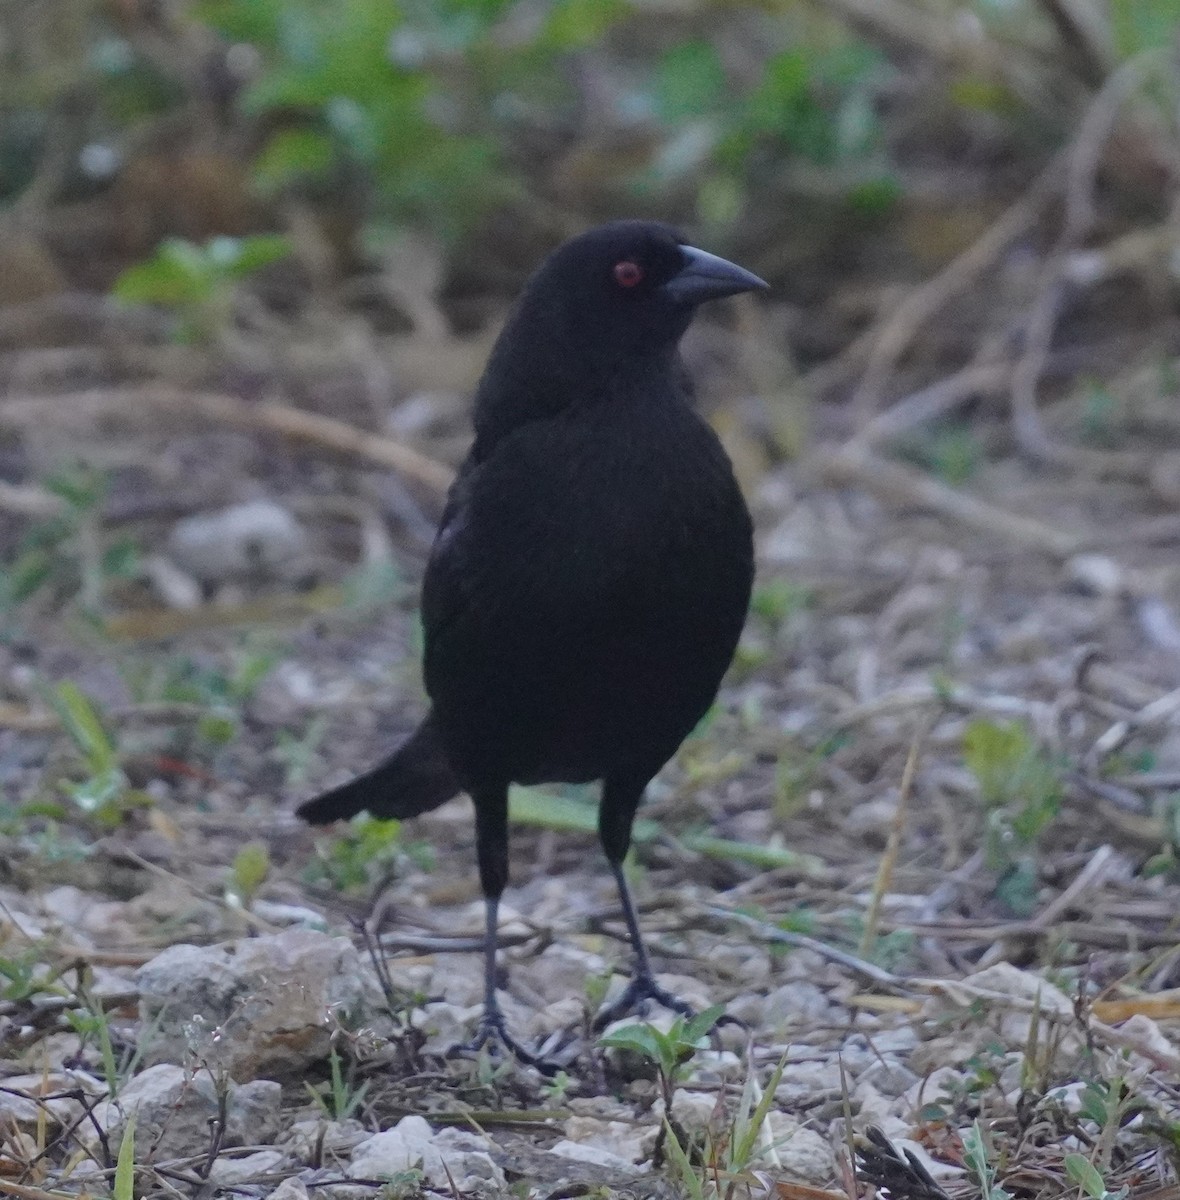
[661,245,768,305]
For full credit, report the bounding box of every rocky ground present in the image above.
[4,201,1180,1196]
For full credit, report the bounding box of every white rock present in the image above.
[893,1139,966,1181]
[1116,1014,1180,1071]
[761,981,833,1030]
[764,1114,835,1184]
[666,1090,720,1136]
[852,1081,896,1127]
[775,1060,844,1106]
[281,1118,368,1165]
[207,1149,288,1184]
[348,1116,504,1192]
[529,996,584,1038]
[168,500,308,583]
[560,1116,648,1167]
[143,553,203,610]
[1067,554,1124,597]
[549,1140,636,1170]
[137,929,388,1079]
[412,1001,482,1057]
[0,1070,103,1130]
[84,1064,281,1159]
[844,795,901,842]
[267,1178,310,1200]
[855,1057,920,1097]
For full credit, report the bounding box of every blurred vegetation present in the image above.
[4,0,1180,886]
[4,0,1176,309]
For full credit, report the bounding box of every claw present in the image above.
[454,1009,564,1076]
[592,972,698,1031]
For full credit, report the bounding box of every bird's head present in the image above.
[524,220,767,360]
[472,221,767,451]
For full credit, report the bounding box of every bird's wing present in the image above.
[421,418,632,680]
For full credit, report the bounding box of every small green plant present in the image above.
[112,234,291,342]
[1065,1153,1128,1200]
[0,467,136,619]
[305,1039,371,1121]
[113,1113,137,1200]
[1080,380,1121,446]
[0,950,67,1004]
[124,642,277,748]
[1141,792,1180,879]
[541,1069,574,1105]
[919,1040,1009,1124]
[963,718,1062,915]
[274,717,330,789]
[963,1119,1012,1200]
[66,967,154,1099]
[663,1049,790,1200]
[600,1005,725,1162]
[196,0,509,239]
[582,967,616,1019]
[46,682,152,829]
[226,841,271,910]
[376,1167,426,1198]
[750,578,812,627]
[304,814,403,892]
[773,732,847,819]
[66,1002,120,1098]
[911,423,983,485]
[600,1005,725,1100]
[646,36,897,224]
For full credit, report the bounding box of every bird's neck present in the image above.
[471,326,683,459]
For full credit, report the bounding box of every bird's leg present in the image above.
[591,859,697,1030]
[592,776,698,1031]
[456,787,560,1075]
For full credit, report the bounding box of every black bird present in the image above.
[299,220,764,1067]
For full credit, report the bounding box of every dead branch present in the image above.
[818,443,1085,557]
[0,387,457,493]
[848,156,1064,421]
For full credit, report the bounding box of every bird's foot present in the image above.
[454,1010,564,1077]
[591,972,699,1031]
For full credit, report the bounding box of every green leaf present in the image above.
[598,1022,665,1063]
[539,0,627,49]
[113,239,213,307]
[1,547,54,607]
[744,1049,790,1166]
[682,1003,726,1046]
[231,842,271,901]
[656,42,726,124]
[661,1116,707,1200]
[114,1114,136,1200]
[1110,0,1180,58]
[1064,1154,1108,1199]
[102,537,139,580]
[678,833,824,873]
[253,128,336,193]
[65,767,126,816]
[194,0,284,45]
[49,682,118,775]
[509,788,658,841]
[211,233,293,278]
[963,718,1060,819]
[198,713,238,745]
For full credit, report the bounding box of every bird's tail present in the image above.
[296,714,461,825]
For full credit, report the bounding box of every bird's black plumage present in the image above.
[298,220,764,1068]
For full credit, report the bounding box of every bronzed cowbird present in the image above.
[299,220,765,1068]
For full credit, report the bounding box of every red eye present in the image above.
[613,260,644,288]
